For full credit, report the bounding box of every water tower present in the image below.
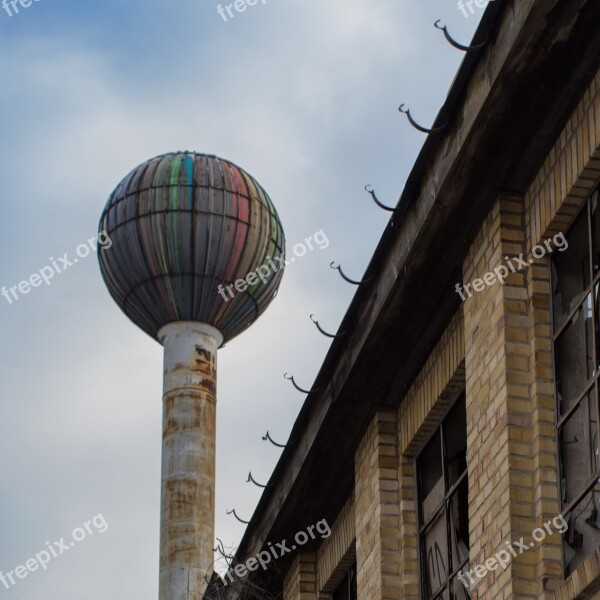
[97,152,285,600]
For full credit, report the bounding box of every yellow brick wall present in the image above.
[460,66,600,600]
[524,70,600,250]
[283,553,317,600]
[526,255,563,597]
[522,70,600,598]
[354,411,401,600]
[463,196,537,600]
[316,494,355,597]
[399,310,465,457]
[522,63,600,600]
[396,309,466,600]
[352,310,465,600]
[550,548,600,600]
[282,43,600,600]
[398,456,419,600]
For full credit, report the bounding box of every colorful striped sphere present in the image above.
[98,152,285,344]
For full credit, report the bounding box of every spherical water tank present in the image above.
[98,152,285,343]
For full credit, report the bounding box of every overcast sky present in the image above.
[0,1,483,597]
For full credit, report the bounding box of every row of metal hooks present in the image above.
[225,17,489,530]
[398,20,487,135]
[226,187,384,523]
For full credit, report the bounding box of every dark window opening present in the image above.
[552,187,600,577]
[332,562,357,600]
[417,394,469,600]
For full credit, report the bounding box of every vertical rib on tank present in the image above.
[98,152,285,344]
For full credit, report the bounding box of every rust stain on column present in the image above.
[158,322,223,600]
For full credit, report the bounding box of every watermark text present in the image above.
[217,229,329,303]
[455,232,568,301]
[457,514,567,591]
[0,513,109,590]
[223,519,331,586]
[1,230,112,306]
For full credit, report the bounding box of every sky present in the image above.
[0,1,484,598]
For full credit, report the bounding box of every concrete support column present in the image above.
[157,321,223,600]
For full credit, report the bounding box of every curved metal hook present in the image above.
[262,431,287,448]
[227,508,251,525]
[247,471,268,488]
[365,184,395,212]
[284,372,319,394]
[213,537,232,559]
[398,104,448,134]
[434,20,487,52]
[310,314,346,339]
[330,261,372,286]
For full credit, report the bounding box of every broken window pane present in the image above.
[554,294,594,414]
[559,391,598,506]
[552,208,590,331]
[564,486,600,577]
[452,575,471,600]
[423,512,449,598]
[445,398,468,488]
[595,284,600,371]
[419,431,444,523]
[590,190,600,277]
[417,395,468,599]
[332,563,357,600]
[449,477,470,569]
[552,188,600,578]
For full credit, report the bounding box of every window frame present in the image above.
[551,185,600,577]
[331,562,357,600]
[414,392,469,600]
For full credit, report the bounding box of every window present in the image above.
[331,563,357,600]
[416,395,469,600]
[552,187,600,576]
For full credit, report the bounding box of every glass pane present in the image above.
[552,207,591,331]
[554,294,594,413]
[449,477,470,570]
[594,283,600,369]
[349,566,357,600]
[332,564,357,600]
[423,512,449,598]
[444,396,467,487]
[452,574,471,600]
[559,391,599,506]
[564,485,600,577]
[591,190,600,277]
[419,431,444,523]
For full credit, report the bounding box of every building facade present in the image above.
[219,1,600,599]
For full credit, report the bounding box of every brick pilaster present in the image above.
[463,196,538,600]
[283,553,317,600]
[354,411,401,600]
